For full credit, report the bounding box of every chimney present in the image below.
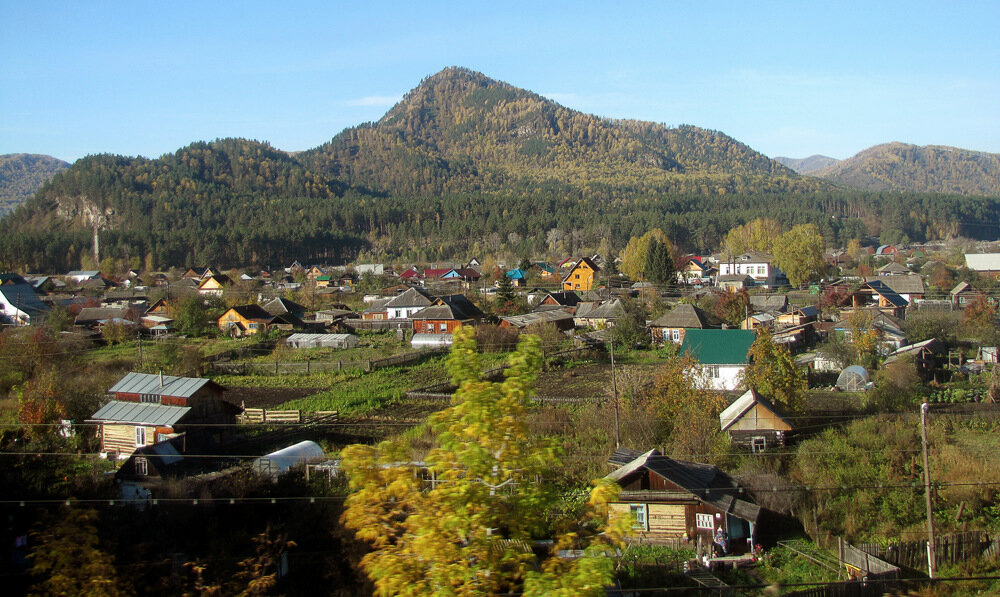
[159,370,163,387]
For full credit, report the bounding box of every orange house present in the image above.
[562,257,601,291]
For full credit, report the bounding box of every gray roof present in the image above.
[384,287,433,309]
[649,303,719,329]
[88,400,191,425]
[500,310,574,328]
[581,298,625,320]
[965,253,1000,271]
[750,295,788,312]
[867,274,924,295]
[877,261,912,274]
[108,372,221,398]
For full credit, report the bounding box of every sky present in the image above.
[2,1,998,163]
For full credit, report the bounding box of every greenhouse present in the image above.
[836,365,870,392]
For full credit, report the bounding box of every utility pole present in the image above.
[920,402,937,578]
[609,332,620,448]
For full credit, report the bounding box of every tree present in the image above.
[772,223,825,287]
[644,237,675,284]
[174,295,208,337]
[340,327,625,596]
[723,218,781,256]
[29,508,129,597]
[740,329,807,412]
[647,355,728,460]
[619,229,674,282]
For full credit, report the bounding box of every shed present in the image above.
[254,440,325,477]
[836,366,870,392]
[719,389,793,451]
[285,333,358,349]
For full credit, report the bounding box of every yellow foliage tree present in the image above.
[723,218,782,256]
[619,228,675,282]
[340,327,627,596]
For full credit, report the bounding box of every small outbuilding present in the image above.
[836,365,870,392]
[719,389,793,451]
[254,440,325,477]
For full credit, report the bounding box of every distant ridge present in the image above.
[299,66,826,198]
[812,142,1000,196]
[0,153,70,216]
[774,154,839,175]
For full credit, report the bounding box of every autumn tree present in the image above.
[772,223,826,287]
[646,355,728,460]
[29,508,130,597]
[619,228,674,282]
[340,327,625,596]
[740,329,807,412]
[644,237,675,284]
[723,218,782,256]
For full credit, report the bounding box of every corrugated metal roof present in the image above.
[680,329,756,365]
[88,400,190,425]
[108,372,213,398]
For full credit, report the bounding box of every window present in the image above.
[629,504,647,530]
[439,323,447,332]
[706,365,720,378]
[752,437,767,453]
[134,456,148,476]
[135,426,146,447]
[249,322,259,330]
[575,273,580,279]
[696,513,714,530]
[671,329,681,342]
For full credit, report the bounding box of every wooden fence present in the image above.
[240,409,339,424]
[857,531,993,571]
[210,347,447,376]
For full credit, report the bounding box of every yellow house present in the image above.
[198,274,231,297]
[562,257,600,291]
[218,305,273,336]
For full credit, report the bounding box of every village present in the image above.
[2,238,1000,595]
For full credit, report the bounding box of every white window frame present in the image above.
[629,504,648,531]
[706,365,720,378]
[696,513,714,530]
[135,456,148,476]
[671,329,681,342]
[752,436,767,453]
[439,322,448,332]
[135,426,146,447]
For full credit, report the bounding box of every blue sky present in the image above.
[2,1,998,163]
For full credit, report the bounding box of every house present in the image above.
[679,329,757,391]
[877,261,912,276]
[605,449,761,554]
[0,283,49,326]
[217,305,273,336]
[717,274,755,292]
[833,308,907,353]
[964,253,1000,277]
[874,245,899,258]
[847,280,909,318]
[719,389,793,451]
[305,265,328,281]
[741,312,775,331]
[775,305,818,328]
[573,298,625,329]
[66,270,101,284]
[535,291,582,310]
[314,274,334,288]
[884,338,946,380]
[505,269,528,287]
[423,268,452,281]
[410,295,484,335]
[950,282,989,308]
[197,274,232,297]
[717,252,786,288]
[749,295,788,313]
[88,372,235,459]
[870,274,925,302]
[355,263,385,276]
[263,297,307,320]
[384,287,434,319]
[649,304,721,344]
[361,298,392,320]
[677,257,713,284]
[562,257,601,291]
[399,267,422,283]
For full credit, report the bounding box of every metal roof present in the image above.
[88,400,191,426]
[680,329,756,365]
[108,372,217,398]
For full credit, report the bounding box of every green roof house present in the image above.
[680,329,757,391]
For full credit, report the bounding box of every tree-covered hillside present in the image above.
[0,153,70,216]
[813,142,1000,196]
[299,67,829,198]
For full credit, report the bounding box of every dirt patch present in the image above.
[226,386,323,409]
[536,363,613,400]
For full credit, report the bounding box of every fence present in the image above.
[210,347,447,376]
[339,319,411,331]
[240,409,339,424]
[857,531,993,571]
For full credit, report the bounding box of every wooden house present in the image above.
[410,295,484,334]
[562,257,601,291]
[847,280,908,318]
[536,290,582,310]
[649,304,721,344]
[717,274,754,292]
[950,282,988,308]
[385,287,434,319]
[719,389,793,451]
[88,372,235,459]
[197,274,232,297]
[677,257,713,284]
[965,253,1000,277]
[775,305,818,327]
[217,305,273,336]
[573,298,625,329]
[145,298,170,316]
[605,449,761,554]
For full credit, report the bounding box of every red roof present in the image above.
[400,268,420,279]
[423,268,451,279]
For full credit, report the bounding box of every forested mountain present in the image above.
[299,67,828,198]
[4,69,1000,273]
[0,154,70,216]
[812,143,1000,196]
[774,155,839,175]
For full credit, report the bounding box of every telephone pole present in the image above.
[920,402,937,578]
[609,332,620,448]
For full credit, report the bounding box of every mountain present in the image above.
[811,143,1000,196]
[299,67,826,198]
[0,154,70,216]
[774,155,839,175]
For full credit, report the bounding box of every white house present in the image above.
[0,284,49,326]
[717,252,787,288]
[384,287,434,320]
[679,329,757,391]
